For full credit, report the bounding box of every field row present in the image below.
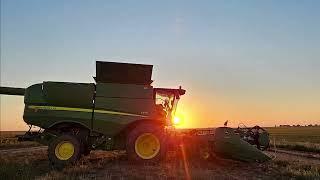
[266,127,320,143]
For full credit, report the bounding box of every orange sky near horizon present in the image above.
[1,85,319,131]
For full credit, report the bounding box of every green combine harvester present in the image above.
[0,61,270,168]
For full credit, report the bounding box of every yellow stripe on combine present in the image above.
[27,105,148,118]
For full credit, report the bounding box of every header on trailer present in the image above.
[95,61,153,85]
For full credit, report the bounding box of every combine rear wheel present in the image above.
[48,134,81,169]
[126,124,166,163]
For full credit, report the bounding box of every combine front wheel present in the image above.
[126,124,166,163]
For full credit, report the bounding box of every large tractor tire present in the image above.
[48,134,82,169]
[126,124,166,163]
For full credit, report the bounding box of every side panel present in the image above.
[95,97,154,116]
[23,106,93,129]
[43,81,95,108]
[93,113,145,135]
[23,82,93,129]
[93,83,156,135]
[24,84,46,104]
[96,83,153,98]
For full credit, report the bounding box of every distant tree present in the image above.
[280,124,291,127]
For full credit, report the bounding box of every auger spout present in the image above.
[0,86,25,96]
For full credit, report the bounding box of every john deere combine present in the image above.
[0,61,270,167]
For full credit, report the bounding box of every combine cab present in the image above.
[0,61,270,168]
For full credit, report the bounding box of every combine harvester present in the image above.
[0,61,271,168]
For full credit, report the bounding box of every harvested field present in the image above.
[266,127,320,153]
[1,147,319,180]
[0,131,41,150]
[1,130,319,180]
[266,127,320,143]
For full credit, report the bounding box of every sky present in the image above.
[1,0,320,131]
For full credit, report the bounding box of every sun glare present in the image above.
[173,116,181,125]
[172,109,188,127]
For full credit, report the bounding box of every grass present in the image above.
[265,126,320,143]
[0,148,50,180]
[273,160,320,180]
[0,147,319,180]
[0,150,275,180]
[266,127,320,153]
[0,131,27,138]
[0,161,49,180]
[0,135,41,150]
[0,131,41,150]
[271,141,320,154]
[1,129,320,179]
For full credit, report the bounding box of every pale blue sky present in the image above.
[1,0,320,130]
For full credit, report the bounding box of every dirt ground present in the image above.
[0,146,319,180]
